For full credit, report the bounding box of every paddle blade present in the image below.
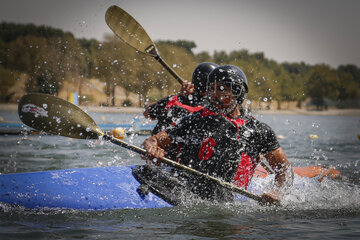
[105,5,158,57]
[18,93,103,139]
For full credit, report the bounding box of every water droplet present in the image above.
[54,117,61,123]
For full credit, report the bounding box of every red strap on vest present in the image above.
[201,108,247,128]
[164,95,203,113]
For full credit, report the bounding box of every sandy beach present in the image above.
[1,103,360,116]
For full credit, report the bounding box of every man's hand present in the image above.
[142,131,172,165]
[260,192,281,206]
[143,103,156,119]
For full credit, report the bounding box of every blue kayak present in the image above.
[0,165,172,210]
[0,164,253,211]
[0,164,325,211]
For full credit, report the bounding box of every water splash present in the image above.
[232,174,360,213]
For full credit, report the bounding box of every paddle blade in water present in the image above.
[18,93,103,139]
[105,5,158,56]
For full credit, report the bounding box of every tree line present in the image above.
[1,22,359,109]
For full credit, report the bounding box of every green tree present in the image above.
[155,42,197,96]
[282,62,310,108]
[196,51,213,63]
[155,40,196,55]
[0,65,16,102]
[229,50,250,62]
[0,22,70,43]
[59,34,88,102]
[213,50,229,65]
[93,35,138,106]
[4,35,47,73]
[25,34,87,96]
[337,64,360,107]
[78,38,102,78]
[26,37,62,94]
[306,64,340,110]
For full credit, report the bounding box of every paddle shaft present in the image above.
[155,55,184,84]
[103,135,263,202]
[260,161,275,174]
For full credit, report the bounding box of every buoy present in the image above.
[309,134,319,139]
[277,135,285,140]
[358,134,360,140]
[101,116,106,121]
[111,127,126,140]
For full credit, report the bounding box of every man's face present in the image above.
[207,82,237,115]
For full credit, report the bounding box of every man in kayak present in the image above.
[143,62,218,135]
[142,65,293,205]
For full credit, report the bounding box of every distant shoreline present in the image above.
[250,108,360,116]
[1,103,360,116]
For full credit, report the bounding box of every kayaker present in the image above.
[143,65,293,205]
[143,62,219,135]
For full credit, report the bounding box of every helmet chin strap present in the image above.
[231,84,246,105]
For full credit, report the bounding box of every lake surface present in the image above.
[0,109,359,239]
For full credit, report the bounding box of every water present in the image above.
[0,109,360,239]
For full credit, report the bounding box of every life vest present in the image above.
[171,108,241,183]
[200,108,258,189]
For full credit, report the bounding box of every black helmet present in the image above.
[192,62,219,93]
[207,65,248,104]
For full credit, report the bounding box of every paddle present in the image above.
[18,93,262,203]
[105,5,185,85]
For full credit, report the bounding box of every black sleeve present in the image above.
[177,94,196,106]
[147,96,171,120]
[256,121,280,154]
[165,113,196,145]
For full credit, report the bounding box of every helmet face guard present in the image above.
[222,79,247,104]
[206,80,244,116]
[207,80,245,100]
[207,65,248,106]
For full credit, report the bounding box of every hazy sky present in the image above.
[1,0,360,68]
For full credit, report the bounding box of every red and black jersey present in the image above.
[147,95,203,135]
[166,108,280,189]
[230,113,280,188]
[167,108,241,183]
